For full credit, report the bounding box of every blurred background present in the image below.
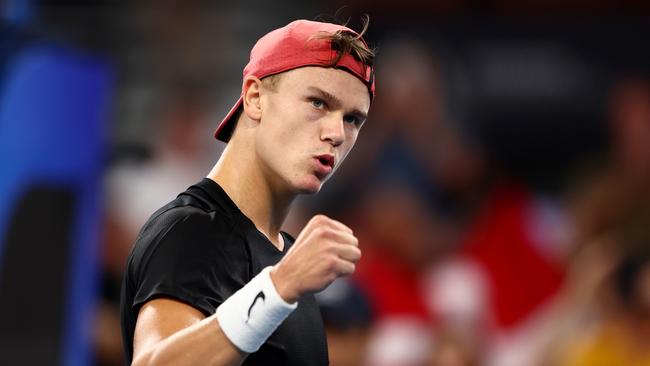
[1,0,650,365]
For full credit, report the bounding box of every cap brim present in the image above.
[214,96,243,142]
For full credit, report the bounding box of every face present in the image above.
[253,66,371,194]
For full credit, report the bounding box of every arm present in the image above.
[131,214,360,366]
[132,299,245,366]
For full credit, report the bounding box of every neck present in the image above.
[207,139,295,250]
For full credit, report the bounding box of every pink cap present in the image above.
[214,19,375,142]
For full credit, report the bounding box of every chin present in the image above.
[298,188,321,195]
[297,184,322,195]
[293,176,323,195]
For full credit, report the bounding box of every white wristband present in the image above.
[216,266,298,353]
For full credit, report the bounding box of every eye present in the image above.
[343,114,363,126]
[310,98,326,109]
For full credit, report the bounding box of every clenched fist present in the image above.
[270,215,361,303]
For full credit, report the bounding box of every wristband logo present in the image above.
[246,290,266,323]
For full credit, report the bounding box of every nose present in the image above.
[320,114,345,147]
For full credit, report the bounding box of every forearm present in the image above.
[132,314,246,366]
[132,267,296,366]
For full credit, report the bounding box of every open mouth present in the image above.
[316,155,334,168]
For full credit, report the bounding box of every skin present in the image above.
[131,66,371,366]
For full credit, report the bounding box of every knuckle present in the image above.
[325,257,338,272]
[338,221,352,232]
[312,214,328,224]
[321,227,337,239]
[313,227,326,239]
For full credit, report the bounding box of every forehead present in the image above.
[275,66,371,112]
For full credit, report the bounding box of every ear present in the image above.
[242,75,263,121]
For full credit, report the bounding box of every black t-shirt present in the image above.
[120,178,328,365]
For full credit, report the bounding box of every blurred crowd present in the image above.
[2,1,650,365]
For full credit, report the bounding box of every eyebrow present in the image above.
[306,86,368,121]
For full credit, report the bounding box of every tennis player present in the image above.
[120,18,375,365]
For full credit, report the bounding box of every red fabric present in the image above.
[462,183,565,329]
[215,19,375,141]
[244,20,373,91]
[354,245,432,322]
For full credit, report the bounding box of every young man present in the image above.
[120,19,375,365]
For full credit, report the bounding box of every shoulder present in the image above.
[127,200,244,280]
[138,204,222,247]
[141,190,238,242]
[124,201,252,310]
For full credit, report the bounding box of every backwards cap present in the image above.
[214,19,375,142]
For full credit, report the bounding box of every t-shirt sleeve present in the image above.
[130,209,247,317]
